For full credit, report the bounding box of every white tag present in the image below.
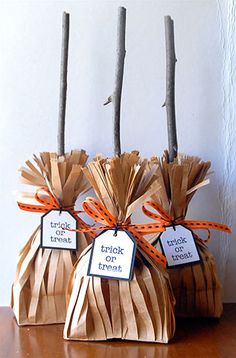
[159,225,200,267]
[88,229,137,281]
[41,209,78,250]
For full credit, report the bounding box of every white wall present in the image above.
[0,0,235,305]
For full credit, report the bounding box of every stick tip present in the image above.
[63,11,70,18]
[164,15,173,23]
[118,6,126,13]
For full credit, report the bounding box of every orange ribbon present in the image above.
[142,201,232,243]
[69,197,167,268]
[17,187,92,232]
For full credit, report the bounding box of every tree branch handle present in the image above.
[104,7,126,156]
[164,15,178,162]
[57,12,70,156]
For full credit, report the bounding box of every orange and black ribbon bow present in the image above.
[17,186,92,233]
[69,197,167,268]
[142,201,231,243]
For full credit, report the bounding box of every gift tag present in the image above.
[88,229,137,281]
[159,225,200,268]
[40,209,78,250]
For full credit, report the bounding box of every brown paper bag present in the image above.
[148,152,226,318]
[11,150,92,325]
[64,152,176,343]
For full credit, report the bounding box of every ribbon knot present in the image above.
[113,226,119,237]
[170,220,177,231]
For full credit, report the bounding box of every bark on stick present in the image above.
[104,7,126,156]
[163,15,178,162]
[57,12,70,156]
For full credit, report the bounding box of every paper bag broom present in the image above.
[11,13,92,325]
[64,8,175,343]
[144,16,231,318]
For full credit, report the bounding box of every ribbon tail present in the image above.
[194,230,211,244]
[182,220,232,234]
[17,202,48,213]
[128,228,167,268]
[132,223,165,234]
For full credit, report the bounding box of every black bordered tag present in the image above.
[40,209,78,251]
[158,224,201,268]
[87,229,137,281]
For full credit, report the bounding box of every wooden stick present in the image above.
[163,16,178,162]
[104,7,126,156]
[57,12,70,156]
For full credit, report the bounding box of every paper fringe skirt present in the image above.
[11,226,90,326]
[169,239,222,318]
[64,245,176,343]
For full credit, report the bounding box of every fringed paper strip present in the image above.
[11,150,92,325]
[169,238,223,317]
[148,152,224,317]
[64,152,176,342]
